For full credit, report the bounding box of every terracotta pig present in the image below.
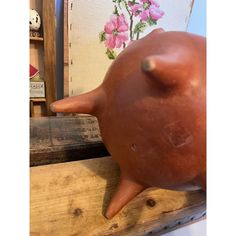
[51,29,206,219]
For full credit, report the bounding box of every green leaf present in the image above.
[113,5,120,16]
[134,22,147,34]
[147,18,157,26]
[143,2,149,10]
[99,31,106,42]
[106,48,117,60]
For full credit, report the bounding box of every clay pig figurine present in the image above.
[51,29,206,219]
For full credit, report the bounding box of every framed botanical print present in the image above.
[65,0,194,96]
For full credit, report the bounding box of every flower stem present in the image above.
[121,0,134,40]
[130,14,134,40]
[122,0,131,17]
[136,20,142,40]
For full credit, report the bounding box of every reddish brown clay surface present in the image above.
[51,29,206,219]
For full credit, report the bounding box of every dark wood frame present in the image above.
[43,0,57,115]
[64,0,69,97]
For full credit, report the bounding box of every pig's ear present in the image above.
[141,54,191,87]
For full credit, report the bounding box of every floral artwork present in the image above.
[99,0,165,59]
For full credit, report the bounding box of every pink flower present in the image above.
[149,5,164,20]
[140,9,149,21]
[129,0,164,22]
[146,0,160,8]
[104,14,129,49]
[130,3,142,16]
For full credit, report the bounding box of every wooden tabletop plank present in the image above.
[30,156,206,236]
[30,116,109,166]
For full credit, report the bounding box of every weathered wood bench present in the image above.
[30,116,206,236]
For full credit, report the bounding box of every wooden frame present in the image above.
[64,0,69,97]
[63,0,195,98]
[42,0,57,115]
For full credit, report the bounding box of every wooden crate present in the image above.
[30,116,206,235]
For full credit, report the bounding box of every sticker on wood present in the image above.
[30,116,109,166]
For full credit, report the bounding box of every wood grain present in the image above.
[43,0,57,115]
[30,102,47,118]
[64,0,69,98]
[30,116,109,166]
[30,157,206,236]
[30,36,44,41]
[30,0,42,17]
[30,98,46,102]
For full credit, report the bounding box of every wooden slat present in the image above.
[64,0,69,98]
[30,103,47,118]
[30,156,206,236]
[43,0,56,116]
[30,116,109,166]
[30,36,44,41]
[30,98,46,102]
